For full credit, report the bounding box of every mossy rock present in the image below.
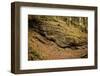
[29,16,87,48]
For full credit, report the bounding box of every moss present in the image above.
[28,47,42,60]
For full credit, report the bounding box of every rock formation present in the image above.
[28,15,88,60]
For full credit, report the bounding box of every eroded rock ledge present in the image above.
[28,15,88,60]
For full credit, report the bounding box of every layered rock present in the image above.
[28,15,88,60]
[28,15,87,48]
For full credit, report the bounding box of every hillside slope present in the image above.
[28,15,88,60]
